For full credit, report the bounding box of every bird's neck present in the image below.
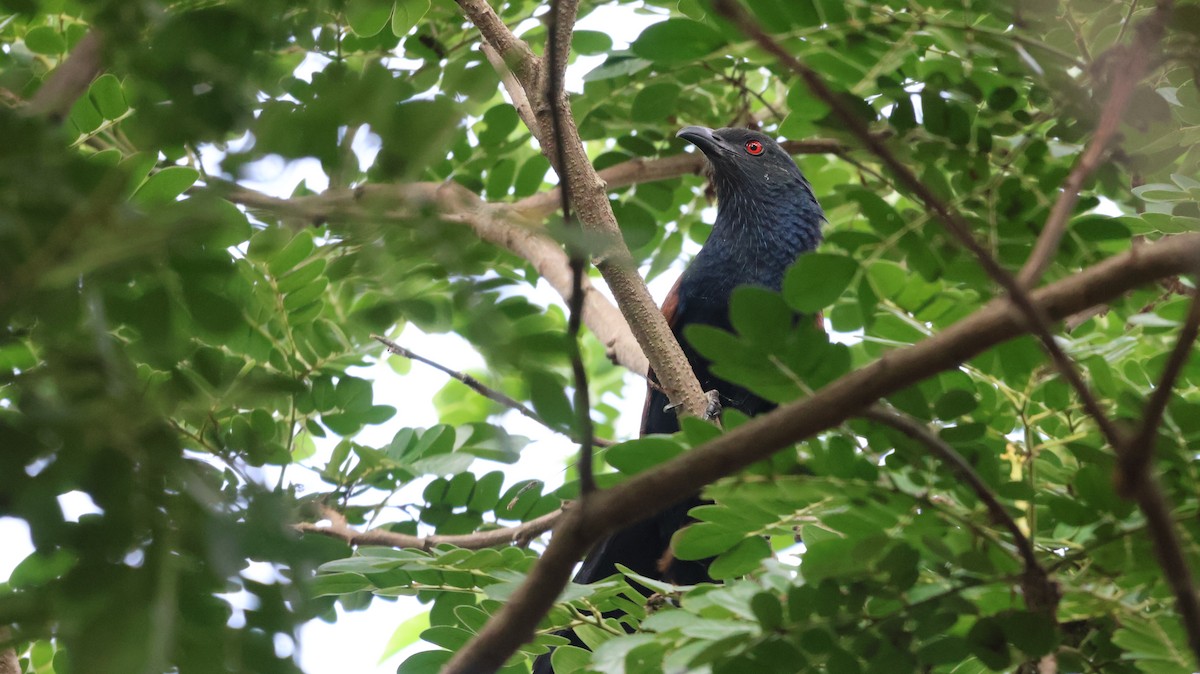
[685,183,823,297]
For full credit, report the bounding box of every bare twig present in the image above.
[371,334,612,448]
[1018,6,1169,287]
[297,505,565,551]
[441,233,1200,671]
[1121,285,1200,486]
[24,29,105,122]
[713,0,1124,452]
[1123,477,1200,664]
[863,405,1058,614]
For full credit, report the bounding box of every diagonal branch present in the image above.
[1120,282,1200,488]
[863,405,1058,614]
[713,0,1124,452]
[297,505,564,551]
[1114,281,1200,663]
[23,29,105,122]
[456,0,711,421]
[371,335,612,448]
[1017,5,1170,287]
[442,232,1200,673]
[210,180,650,376]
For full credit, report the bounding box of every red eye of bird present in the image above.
[745,140,764,156]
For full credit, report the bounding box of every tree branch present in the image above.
[1115,281,1200,663]
[371,334,612,448]
[210,180,650,376]
[1017,4,1170,287]
[23,29,105,122]
[459,0,711,421]
[297,505,564,551]
[0,627,17,674]
[713,0,1125,452]
[512,136,860,220]
[544,0,596,495]
[862,405,1057,614]
[443,232,1200,673]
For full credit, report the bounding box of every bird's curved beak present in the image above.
[677,126,720,155]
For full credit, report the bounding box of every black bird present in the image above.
[533,126,824,672]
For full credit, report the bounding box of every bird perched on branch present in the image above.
[533,126,824,672]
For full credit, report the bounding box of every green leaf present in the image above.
[269,230,315,276]
[551,645,593,674]
[25,25,65,54]
[395,650,452,674]
[392,0,431,38]
[673,522,745,560]
[132,167,199,206]
[89,74,129,119]
[783,253,859,312]
[379,611,431,662]
[573,30,613,55]
[630,19,726,64]
[605,436,684,475]
[346,0,393,37]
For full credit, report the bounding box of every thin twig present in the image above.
[863,405,1058,614]
[713,0,1125,453]
[439,233,1200,671]
[544,0,596,495]
[1121,284,1200,486]
[297,505,565,550]
[371,334,611,448]
[1017,5,1168,287]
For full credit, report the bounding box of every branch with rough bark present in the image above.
[454,0,710,420]
[443,232,1200,674]
[296,505,564,551]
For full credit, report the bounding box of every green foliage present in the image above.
[2,0,1200,673]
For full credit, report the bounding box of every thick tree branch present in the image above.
[453,0,538,85]
[863,405,1057,614]
[23,29,105,122]
[459,0,710,421]
[297,505,564,551]
[714,0,1124,452]
[444,232,1200,673]
[1017,5,1170,287]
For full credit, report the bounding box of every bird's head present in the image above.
[677,125,823,241]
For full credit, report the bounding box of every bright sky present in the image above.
[0,5,670,673]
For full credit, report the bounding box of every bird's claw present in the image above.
[662,391,722,420]
[703,390,722,421]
